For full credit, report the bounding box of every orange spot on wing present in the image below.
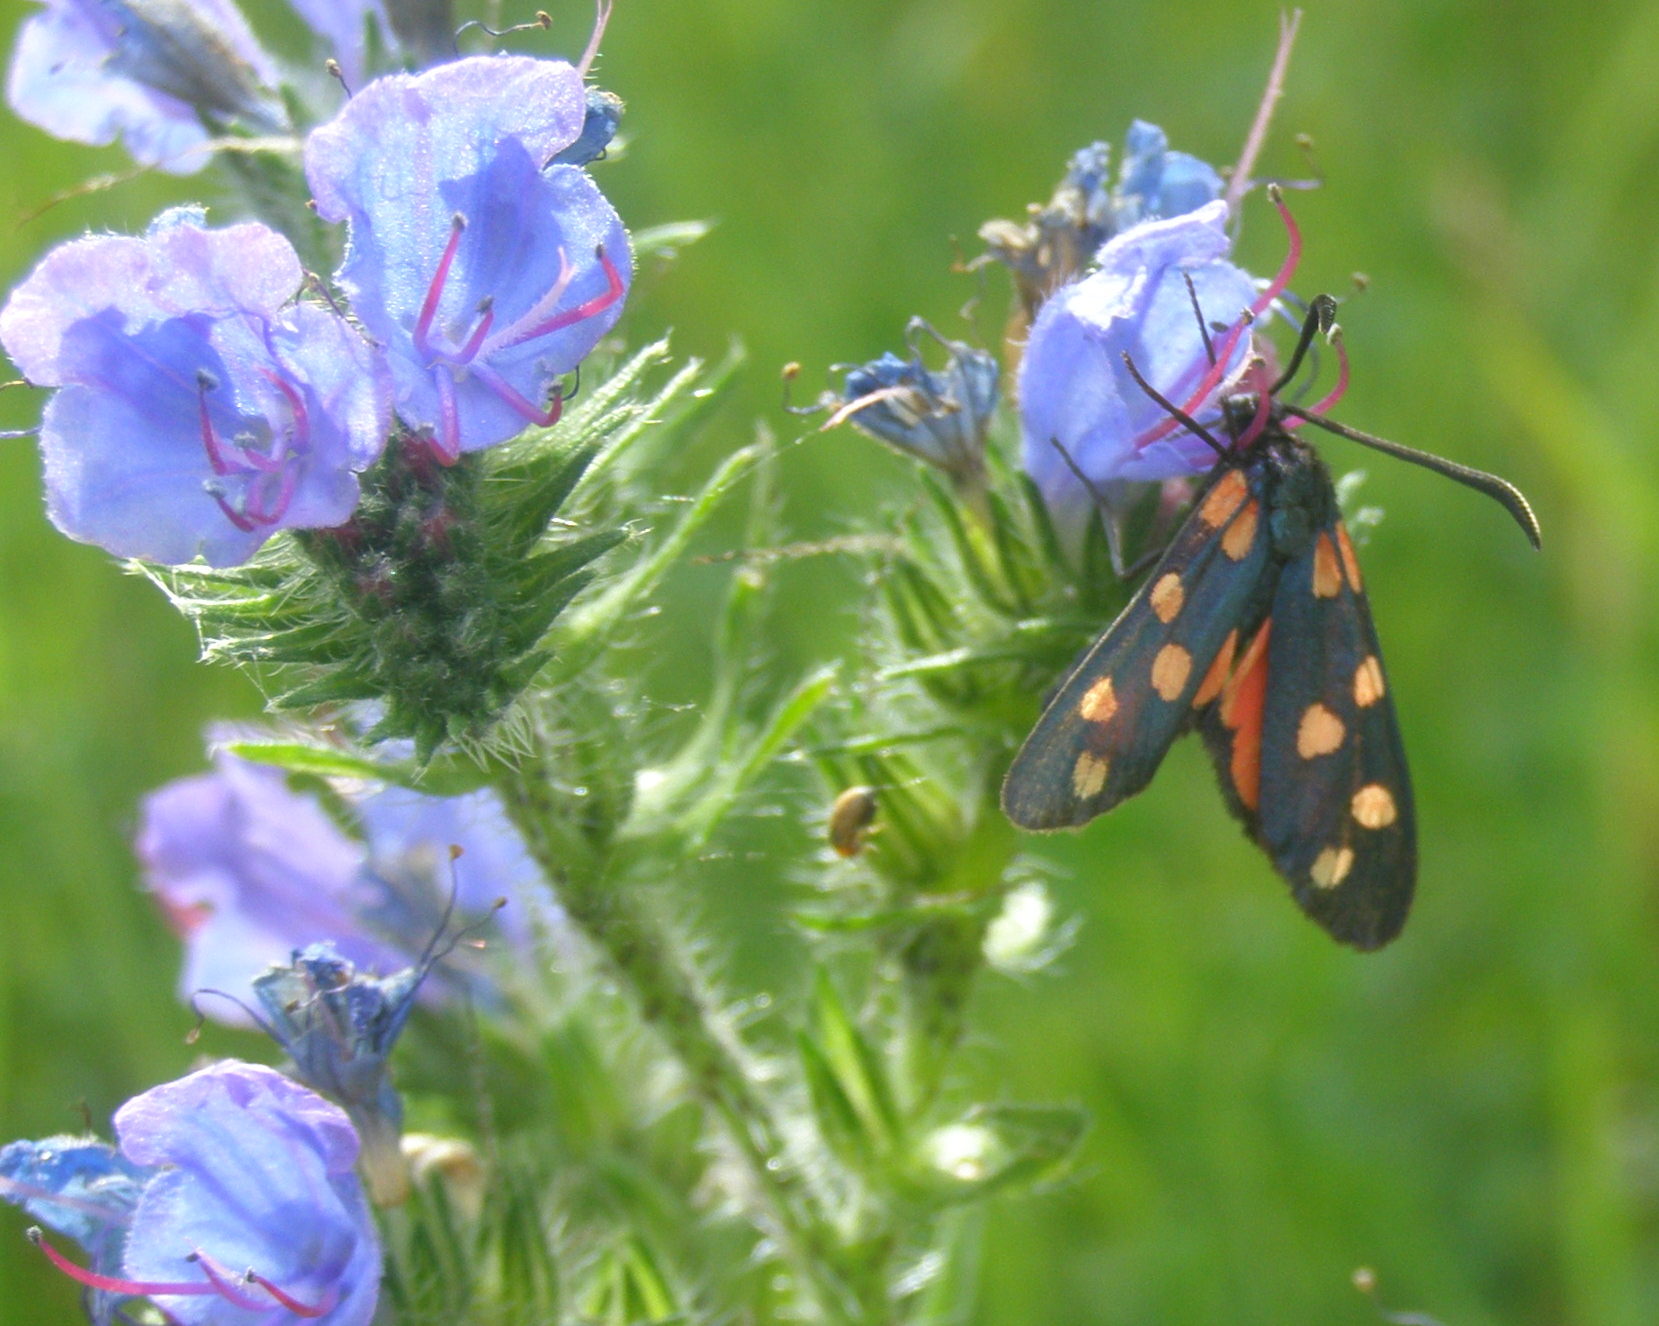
[1150,572,1184,623]
[1336,523,1364,591]
[1079,676,1118,723]
[1221,499,1260,561]
[1198,469,1248,528]
[1151,643,1192,700]
[1312,533,1343,598]
[1219,620,1271,812]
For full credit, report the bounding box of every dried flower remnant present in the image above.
[978,121,1225,324]
[829,318,1000,490]
[0,208,392,566]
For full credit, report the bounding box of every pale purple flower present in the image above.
[1019,200,1260,519]
[8,1062,380,1325]
[7,0,281,174]
[0,207,393,565]
[139,750,553,1025]
[137,752,408,1020]
[305,54,632,460]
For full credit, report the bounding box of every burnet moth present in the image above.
[1001,188,1540,950]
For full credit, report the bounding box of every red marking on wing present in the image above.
[1219,619,1272,812]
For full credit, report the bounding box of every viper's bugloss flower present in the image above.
[138,751,550,1023]
[253,944,426,1204]
[7,0,280,174]
[1113,120,1225,229]
[0,208,392,566]
[305,55,632,461]
[1019,200,1260,519]
[834,319,999,486]
[6,1062,380,1325]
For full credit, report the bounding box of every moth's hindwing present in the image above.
[1198,485,1415,949]
[1002,462,1275,830]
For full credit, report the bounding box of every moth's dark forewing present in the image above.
[1255,507,1416,949]
[1002,460,1275,831]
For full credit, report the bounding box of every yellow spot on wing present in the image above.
[1079,676,1118,723]
[1151,644,1192,700]
[1354,655,1385,708]
[1312,533,1343,598]
[1297,703,1345,758]
[1198,469,1248,528]
[1150,572,1184,623]
[1351,783,1398,828]
[1192,629,1238,708]
[1072,752,1109,799]
[1311,845,1355,889]
[1336,523,1364,591]
[1222,499,1260,561]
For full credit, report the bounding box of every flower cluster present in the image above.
[2,0,632,566]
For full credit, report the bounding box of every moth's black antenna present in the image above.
[1121,352,1227,457]
[1183,273,1217,367]
[1269,293,1338,394]
[1282,403,1542,549]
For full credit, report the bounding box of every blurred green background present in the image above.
[2,1,1656,1322]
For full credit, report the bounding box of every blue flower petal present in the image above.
[0,212,392,565]
[306,55,632,456]
[116,1062,379,1326]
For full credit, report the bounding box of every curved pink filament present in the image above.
[472,361,565,428]
[259,368,313,456]
[194,1250,330,1318]
[1133,188,1304,452]
[430,372,462,464]
[197,380,235,477]
[413,215,468,358]
[501,246,624,348]
[30,1229,327,1315]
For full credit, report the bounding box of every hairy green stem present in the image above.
[493,753,864,1324]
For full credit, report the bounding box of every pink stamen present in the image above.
[192,1250,332,1318]
[510,245,624,344]
[211,491,260,533]
[27,1228,285,1308]
[260,368,312,455]
[1307,327,1350,415]
[454,299,496,364]
[430,373,462,464]
[413,215,468,357]
[1133,186,1304,452]
[247,1268,338,1317]
[578,0,613,79]
[197,377,235,477]
[472,361,565,428]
